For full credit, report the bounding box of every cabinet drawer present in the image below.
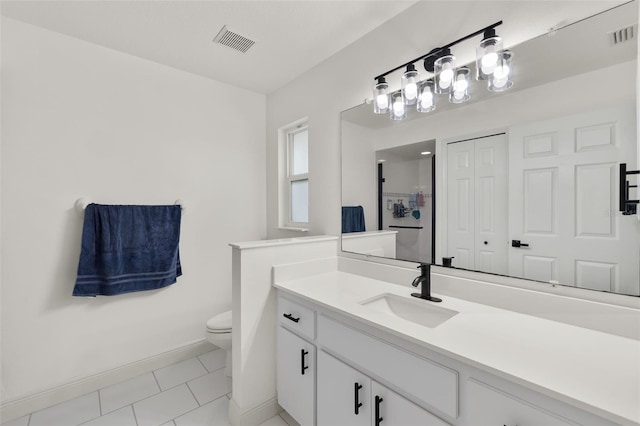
[279,296,316,340]
[466,378,577,426]
[318,314,458,419]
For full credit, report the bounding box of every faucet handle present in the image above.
[417,263,431,276]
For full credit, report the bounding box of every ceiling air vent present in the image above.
[213,25,255,54]
[609,24,636,45]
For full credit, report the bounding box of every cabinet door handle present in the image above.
[374,395,383,425]
[283,313,300,323]
[300,349,309,375]
[354,382,363,415]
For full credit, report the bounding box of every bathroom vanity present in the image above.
[274,264,640,426]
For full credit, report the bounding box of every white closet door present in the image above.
[473,135,508,274]
[447,140,476,270]
[447,134,508,274]
[508,106,639,295]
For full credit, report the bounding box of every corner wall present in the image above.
[1,17,266,403]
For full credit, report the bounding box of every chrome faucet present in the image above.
[411,263,442,303]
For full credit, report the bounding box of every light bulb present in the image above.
[404,82,418,102]
[476,30,503,80]
[487,50,513,92]
[390,92,406,120]
[372,77,390,114]
[449,67,470,103]
[492,76,508,89]
[420,91,433,106]
[393,98,404,115]
[493,64,510,80]
[480,45,498,75]
[417,81,436,113]
[440,65,454,83]
[434,49,455,94]
[401,65,420,105]
[453,75,468,92]
[376,94,389,110]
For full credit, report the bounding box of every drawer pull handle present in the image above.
[283,313,300,323]
[300,349,309,375]
[375,395,383,425]
[354,382,363,415]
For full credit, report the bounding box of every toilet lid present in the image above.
[206,310,232,332]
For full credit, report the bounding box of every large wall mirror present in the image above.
[341,1,640,297]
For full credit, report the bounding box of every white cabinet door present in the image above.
[466,379,576,426]
[317,350,371,426]
[371,381,450,426]
[277,327,315,426]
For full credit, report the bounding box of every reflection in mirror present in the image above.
[341,1,639,296]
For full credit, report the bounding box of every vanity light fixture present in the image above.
[421,151,432,155]
[371,21,512,120]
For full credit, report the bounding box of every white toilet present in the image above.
[205,310,232,377]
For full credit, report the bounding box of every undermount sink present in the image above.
[360,293,458,328]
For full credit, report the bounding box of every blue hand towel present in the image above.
[73,204,182,296]
[342,206,365,233]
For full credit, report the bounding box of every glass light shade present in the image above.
[476,35,503,80]
[373,78,390,114]
[434,52,456,94]
[390,92,407,120]
[488,50,513,92]
[417,81,436,113]
[450,67,471,104]
[401,65,420,105]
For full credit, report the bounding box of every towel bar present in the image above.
[75,198,186,215]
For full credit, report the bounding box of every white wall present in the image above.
[1,17,266,402]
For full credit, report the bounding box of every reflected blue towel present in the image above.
[73,204,182,296]
[342,206,365,233]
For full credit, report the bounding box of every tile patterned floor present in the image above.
[2,349,293,426]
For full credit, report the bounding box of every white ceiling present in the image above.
[0,0,418,94]
[0,1,632,95]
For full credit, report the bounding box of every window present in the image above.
[279,120,309,229]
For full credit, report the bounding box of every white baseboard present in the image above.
[279,408,300,426]
[229,396,280,426]
[1,339,215,423]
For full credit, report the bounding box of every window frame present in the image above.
[279,119,309,230]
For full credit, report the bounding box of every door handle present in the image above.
[511,239,530,248]
[354,382,363,415]
[283,313,300,323]
[300,349,309,375]
[374,395,383,425]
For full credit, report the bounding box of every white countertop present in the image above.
[341,230,398,239]
[229,235,337,250]
[274,271,640,425]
